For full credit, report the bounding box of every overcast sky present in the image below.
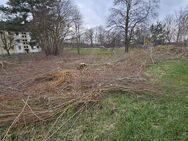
[0,0,188,27]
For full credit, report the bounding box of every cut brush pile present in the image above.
[0,46,188,140]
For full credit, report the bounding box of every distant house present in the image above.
[0,31,41,55]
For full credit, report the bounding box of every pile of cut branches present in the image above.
[0,46,186,140]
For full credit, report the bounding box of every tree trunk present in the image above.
[77,44,80,55]
[52,38,60,56]
[91,39,93,48]
[124,7,130,53]
[124,26,129,52]
[6,50,10,56]
[124,33,129,52]
[176,28,181,43]
[77,38,80,55]
[53,45,59,56]
[124,41,129,53]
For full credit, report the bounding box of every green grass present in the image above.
[6,92,187,141]
[65,47,124,56]
[146,59,188,91]
[3,59,188,141]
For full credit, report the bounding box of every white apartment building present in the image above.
[0,31,41,55]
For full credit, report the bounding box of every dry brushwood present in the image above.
[2,96,30,141]
[0,46,184,138]
[0,60,16,69]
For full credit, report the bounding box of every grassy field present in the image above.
[147,59,188,89]
[65,47,125,55]
[6,59,188,141]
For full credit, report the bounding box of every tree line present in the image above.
[0,0,188,56]
[0,0,82,55]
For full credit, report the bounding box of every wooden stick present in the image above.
[22,99,44,121]
[43,105,85,141]
[2,96,30,141]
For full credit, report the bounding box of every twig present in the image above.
[43,102,75,140]
[43,105,85,141]
[22,99,44,121]
[0,61,8,74]
[116,77,146,81]
[2,96,30,141]
[149,47,155,64]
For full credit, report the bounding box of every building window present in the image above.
[31,46,36,50]
[15,32,19,35]
[16,39,20,43]
[18,46,21,50]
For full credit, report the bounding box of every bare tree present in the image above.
[31,0,78,55]
[104,30,123,48]
[134,25,150,45]
[31,0,55,55]
[0,31,14,55]
[108,0,159,52]
[95,26,106,46]
[72,7,83,55]
[52,0,80,54]
[175,8,188,43]
[85,28,95,47]
[163,15,176,43]
[3,0,79,56]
